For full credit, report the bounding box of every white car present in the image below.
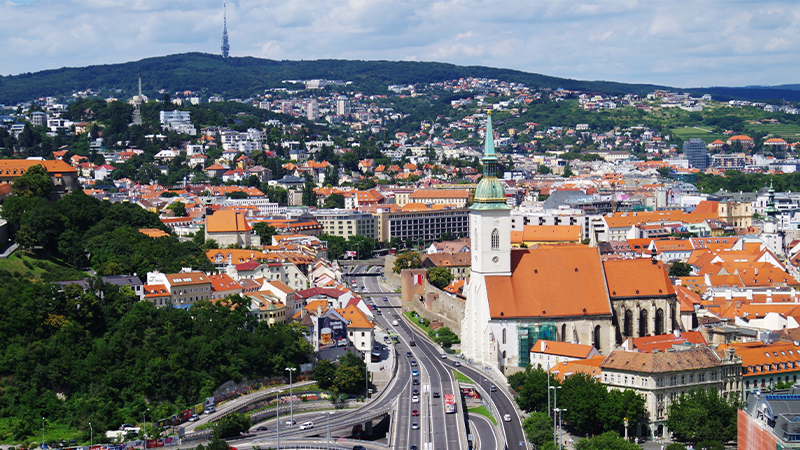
[392,320,399,326]
[440,353,447,359]
[412,396,419,403]
[188,414,199,422]
[299,421,314,430]
[503,414,512,422]
[411,422,420,430]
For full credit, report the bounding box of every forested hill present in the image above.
[0,52,674,104]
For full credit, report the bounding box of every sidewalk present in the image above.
[368,326,396,395]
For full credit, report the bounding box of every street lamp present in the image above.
[555,408,567,450]
[547,362,551,418]
[484,378,492,402]
[550,386,561,445]
[326,411,335,450]
[276,392,280,450]
[143,408,149,450]
[285,367,297,427]
[89,422,92,450]
[42,417,45,448]
[365,363,369,399]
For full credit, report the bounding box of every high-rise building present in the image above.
[336,96,350,116]
[221,1,230,59]
[307,100,319,121]
[683,138,709,169]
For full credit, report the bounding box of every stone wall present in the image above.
[400,268,464,336]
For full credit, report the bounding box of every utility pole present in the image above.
[547,362,551,417]
[89,423,92,450]
[285,367,296,427]
[276,392,280,450]
[42,417,45,447]
[550,386,560,445]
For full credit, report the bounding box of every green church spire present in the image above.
[471,112,510,210]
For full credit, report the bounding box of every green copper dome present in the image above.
[471,113,510,211]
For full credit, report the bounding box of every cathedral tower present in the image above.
[462,113,511,364]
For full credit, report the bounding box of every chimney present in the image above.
[651,247,658,264]
[674,329,681,338]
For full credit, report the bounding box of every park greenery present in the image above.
[319,234,375,260]
[312,351,367,395]
[666,388,738,445]
[426,266,454,290]
[0,275,312,444]
[508,366,646,437]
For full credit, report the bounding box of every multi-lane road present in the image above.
[349,264,528,450]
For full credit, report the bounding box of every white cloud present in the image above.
[0,0,800,88]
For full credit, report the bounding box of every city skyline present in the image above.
[1,0,800,88]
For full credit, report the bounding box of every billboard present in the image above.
[318,315,347,349]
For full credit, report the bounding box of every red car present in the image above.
[411,409,419,416]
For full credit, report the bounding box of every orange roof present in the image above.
[693,200,719,214]
[518,225,581,242]
[548,355,605,381]
[719,341,800,376]
[401,202,431,212]
[409,189,470,199]
[0,159,77,175]
[530,339,599,359]
[165,272,210,286]
[485,246,611,319]
[336,304,374,329]
[765,137,787,143]
[143,284,170,298]
[603,258,675,298]
[728,135,753,141]
[266,279,294,295]
[630,331,707,353]
[138,228,170,239]
[206,209,252,233]
[208,273,241,292]
[675,285,703,311]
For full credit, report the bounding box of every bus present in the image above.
[444,393,456,414]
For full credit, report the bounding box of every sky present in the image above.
[1,0,799,88]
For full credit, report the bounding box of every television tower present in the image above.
[221,1,230,59]
[132,69,142,125]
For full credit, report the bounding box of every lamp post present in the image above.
[365,363,369,399]
[276,392,280,450]
[550,386,560,445]
[326,411,334,450]
[484,378,492,402]
[142,409,148,450]
[89,422,92,450]
[42,417,45,448]
[556,408,567,450]
[285,367,296,427]
[547,362,551,418]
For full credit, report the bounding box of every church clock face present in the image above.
[492,256,499,263]
[493,219,500,225]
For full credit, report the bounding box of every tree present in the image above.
[393,252,421,273]
[522,411,553,448]
[302,175,316,207]
[657,166,672,178]
[559,373,608,435]
[167,201,187,217]
[574,432,639,450]
[596,389,646,435]
[427,266,454,290]
[508,364,558,413]
[320,234,347,260]
[12,164,51,198]
[537,165,552,175]
[666,388,737,444]
[323,193,345,209]
[669,261,692,277]
[346,235,374,259]
[263,186,289,206]
[226,190,249,199]
[252,222,277,244]
[313,359,337,390]
[213,412,251,438]
[562,162,574,178]
[332,351,367,395]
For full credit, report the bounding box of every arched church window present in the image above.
[502,328,506,344]
[491,228,499,250]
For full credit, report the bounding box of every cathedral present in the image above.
[461,115,679,375]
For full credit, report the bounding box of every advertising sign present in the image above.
[318,315,347,349]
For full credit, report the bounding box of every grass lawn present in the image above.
[0,251,87,282]
[745,123,800,140]
[670,127,727,143]
[453,370,472,384]
[404,310,433,334]
[468,405,497,425]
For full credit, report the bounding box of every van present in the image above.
[392,320,399,326]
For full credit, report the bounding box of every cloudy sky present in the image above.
[2,0,799,88]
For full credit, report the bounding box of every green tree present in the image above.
[666,444,687,450]
[508,364,558,413]
[11,164,51,198]
[320,234,347,260]
[393,252,421,273]
[323,193,345,209]
[346,235,375,259]
[666,388,737,444]
[597,389,646,435]
[522,411,553,448]
[213,412,251,438]
[332,351,367,394]
[559,373,608,435]
[252,222,278,244]
[302,175,316,207]
[563,163,574,178]
[574,432,639,450]
[313,359,337,390]
[657,166,672,178]
[263,186,289,206]
[167,201,187,217]
[669,261,692,277]
[537,165,552,175]
[427,266,454,290]
[226,190,249,199]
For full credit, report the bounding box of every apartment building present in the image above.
[313,209,378,240]
[374,206,469,244]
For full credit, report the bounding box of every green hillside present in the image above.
[0,52,672,104]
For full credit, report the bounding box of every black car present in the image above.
[411,360,417,366]
[432,391,440,398]
[406,351,413,357]
[410,341,416,346]
[412,389,419,395]
[255,426,268,432]
[413,379,419,385]
[353,446,367,450]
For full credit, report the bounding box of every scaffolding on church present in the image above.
[517,321,556,367]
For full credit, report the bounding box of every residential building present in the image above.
[244,291,287,326]
[719,341,800,394]
[0,159,79,200]
[420,252,471,279]
[374,206,469,244]
[314,209,378,240]
[205,209,257,247]
[146,271,213,309]
[338,304,376,362]
[408,189,471,208]
[529,339,602,367]
[208,273,242,300]
[600,346,742,439]
[259,279,299,316]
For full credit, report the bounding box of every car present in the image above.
[119,424,138,432]
[411,409,419,416]
[440,353,447,359]
[412,396,419,403]
[188,414,199,422]
[410,341,416,346]
[411,360,417,367]
[504,414,512,422]
[384,297,388,301]
[412,389,419,395]
[432,391,440,398]
[376,310,382,315]
[412,369,419,376]
[490,385,497,392]
[68,440,76,446]
[353,446,367,450]
[286,419,297,426]
[392,320,399,326]
[410,446,419,450]
[411,422,420,430]
[255,426,268,432]
[413,379,419,385]
[406,351,413,357]
[453,361,461,367]
[299,421,314,430]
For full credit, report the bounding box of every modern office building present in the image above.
[683,138,709,169]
